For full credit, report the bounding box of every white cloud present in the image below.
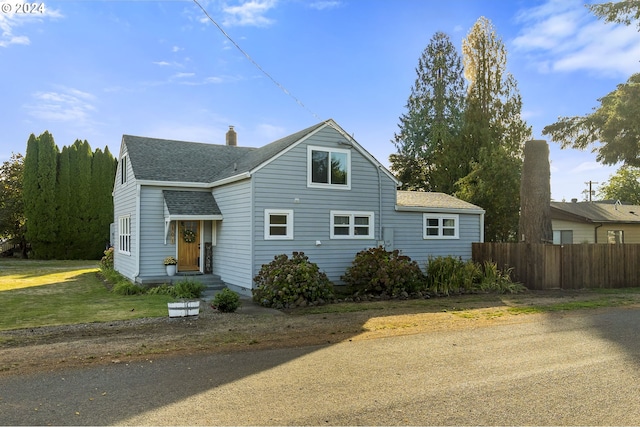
[255,123,285,140]
[308,1,343,11]
[25,87,97,124]
[222,0,277,27]
[0,2,63,48]
[512,0,640,77]
[571,161,606,173]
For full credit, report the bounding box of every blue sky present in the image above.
[1,0,639,201]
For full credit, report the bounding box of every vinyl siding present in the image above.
[552,219,595,243]
[388,210,482,268]
[212,179,253,291]
[252,126,392,284]
[597,224,640,243]
[113,146,137,281]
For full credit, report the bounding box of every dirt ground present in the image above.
[1,290,638,377]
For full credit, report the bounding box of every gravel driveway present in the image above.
[1,306,639,425]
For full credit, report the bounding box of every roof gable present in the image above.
[121,119,398,186]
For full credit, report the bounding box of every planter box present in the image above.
[168,300,200,318]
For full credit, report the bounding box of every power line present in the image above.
[192,0,321,121]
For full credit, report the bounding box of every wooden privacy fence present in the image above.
[472,243,640,290]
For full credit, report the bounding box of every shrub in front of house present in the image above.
[112,281,146,295]
[100,247,114,270]
[212,288,241,313]
[253,252,335,309]
[476,261,526,294]
[342,246,425,298]
[425,255,481,296]
[172,278,205,299]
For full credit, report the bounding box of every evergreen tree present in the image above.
[390,31,467,193]
[457,17,532,241]
[67,140,93,259]
[23,131,59,258]
[89,147,116,258]
[56,146,72,258]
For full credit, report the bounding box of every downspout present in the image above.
[480,211,485,243]
[377,166,383,242]
[594,223,602,243]
[134,184,141,281]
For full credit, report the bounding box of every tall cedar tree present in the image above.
[56,146,72,257]
[23,132,60,258]
[0,153,27,256]
[457,17,532,242]
[390,32,466,193]
[91,147,117,257]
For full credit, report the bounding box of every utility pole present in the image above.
[583,181,599,202]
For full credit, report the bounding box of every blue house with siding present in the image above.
[113,119,485,295]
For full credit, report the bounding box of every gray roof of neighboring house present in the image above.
[551,201,640,223]
[163,190,221,216]
[396,191,484,211]
[123,122,326,183]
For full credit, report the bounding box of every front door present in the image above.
[178,221,200,272]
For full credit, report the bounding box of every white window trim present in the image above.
[118,215,131,254]
[120,155,127,185]
[307,145,351,190]
[423,213,459,239]
[330,210,374,239]
[264,209,294,240]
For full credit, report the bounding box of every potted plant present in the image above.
[167,278,205,318]
[164,256,178,276]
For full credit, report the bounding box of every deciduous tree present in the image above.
[597,165,640,204]
[0,153,27,256]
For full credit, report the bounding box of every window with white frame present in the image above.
[308,146,350,189]
[423,214,459,239]
[265,209,293,240]
[119,215,131,254]
[330,211,374,239]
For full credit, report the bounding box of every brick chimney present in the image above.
[226,125,237,146]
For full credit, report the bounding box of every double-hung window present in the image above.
[119,215,131,254]
[265,209,293,240]
[308,146,350,189]
[423,214,459,239]
[330,211,374,239]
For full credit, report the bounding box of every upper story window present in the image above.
[119,215,131,254]
[264,209,293,240]
[120,156,127,185]
[423,214,459,239]
[308,146,350,189]
[330,211,374,239]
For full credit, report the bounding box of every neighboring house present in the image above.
[113,119,485,295]
[551,200,640,244]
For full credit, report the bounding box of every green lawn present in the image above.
[0,259,173,331]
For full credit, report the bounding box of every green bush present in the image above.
[173,278,205,299]
[253,252,334,309]
[212,288,241,313]
[146,284,175,296]
[100,247,114,270]
[477,261,526,294]
[425,255,481,296]
[342,246,425,297]
[112,281,145,295]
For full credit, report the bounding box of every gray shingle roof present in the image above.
[163,190,221,216]
[123,122,326,183]
[551,201,640,223]
[396,191,484,211]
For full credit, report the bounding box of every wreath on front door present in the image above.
[182,228,196,243]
